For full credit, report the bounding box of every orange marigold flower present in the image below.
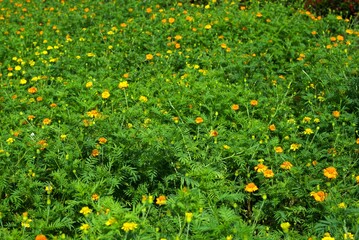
[209,130,218,137]
[280,161,293,170]
[28,115,35,120]
[168,17,175,24]
[250,99,258,106]
[146,54,153,60]
[269,124,276,131]
[231,104,239,111]
[87,109,101,118]
[50,103,57,108]
[98,137,107,144]
[91,193,99,201]
[91,149,99,157]
[245,183,258,193]
[263,169,274,178]
[35,234,48,240]
[332,110,340,118]
[323,167,338,179]
[42,118,51,125]
[195,117,203,124]
[275,146,283,153]
[28,87,38,94]
[310,191,326,202]
[156,195,167,205]
[254,163,267,173]
[356,138,359,144]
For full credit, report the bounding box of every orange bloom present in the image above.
[168,17,175,24]
[323,167,338,179]
[269,124,276,131]
[280,161,293,170]
[310,191,326,202]
[98,137,107,144]
[356,138,359,144]
[35,234,48,240]
[87,109,101,118]
[250,99,258,106]
[146,54,153,60]
[91,149,99,157]
[275,146,283,153]
[209,130,218,137]
[245,183,258,192]
[28,87,38,94]
[156,195,167,205]
[332,111,340,118]
[28,115,35,120]
[42,118,52,125]
[254,163,267,173]
[195,117,203,124]
[263,169,274,178]
[231,104,239,111]
[91,193,99,201]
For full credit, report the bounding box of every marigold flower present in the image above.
[98,137,107,144]
[223,145,230,150]
[91,149,99,157]
[209,130,218,137]
[121,222,138,232]
[139,96,148,102]
[118,81,129,89]
[304,128,314,135]
[254,163,267,173]
[322,232,335,240]
[80,223,90,231]
[231,104,239,111]
[310,191,326,202]
[204,24,211,29]
[356,175,359,183]
[42,118,51,125]
[87,109,101,118]
[338,202,346,209]
[290,143,300,151]
[280,161,293,170]
[195,117,203,124]
[35,234,48,240]
[101,90,110,99]
[263,169,274,178]
[91,193,99,201]
[344,232,354,239]
[302,116,311,123]
[80,206,92,216]
[105,217,117,226]
[332,111,340,118]
[280,222,291,233]
[86,82,93,88]
[275,146,283,153]
[245,183,258,193]
[146,54,153,60]
[250,99,258,106]
[323,167,338,179]
[185,212,193,223]
[269,124,276,131]
[28,87,38,94]
[156,195,167,205]
[356,138,359,144]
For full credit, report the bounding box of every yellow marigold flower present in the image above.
[168,17,175,24]
[146,54,153,60]
[290,143,301,151]
[185,212,193,223]
[254,163,267,173]
[118,81,129,90]
[245,183,258,193]
[303,116,311,123]
[323,167,338,179]
[20,79,27,84]
[139,96,148,102]
[332,111,340,118]
[121,222,138,232]
[105,217,117,226]
[156,195,167,205]
[256,12,263,17]
[322,233,335,240]
[79,206,92,216]
[87,109,101,118]
[344,232,354,239]
[195,117,203,124]
[356,175,359,183]
[204,24,212,29]
[223,145,230,150]
[91,149,99,157]
[280,161,293,170]
[101,90,110,99]
[338,202,346,209]
[275,146,283,153]
[80,223,90,231]
[15,65,21,71]
[6,138,15,144]
[304,128,314,135]
[263,169,274,178]
[310,191,326,202]
[91,193,99,201]
[280,222,291,233]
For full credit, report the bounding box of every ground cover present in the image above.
[0,0,358,239]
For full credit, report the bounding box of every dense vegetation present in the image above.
[0,0,358,239]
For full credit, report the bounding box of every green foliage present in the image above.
[0,0,358,239]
